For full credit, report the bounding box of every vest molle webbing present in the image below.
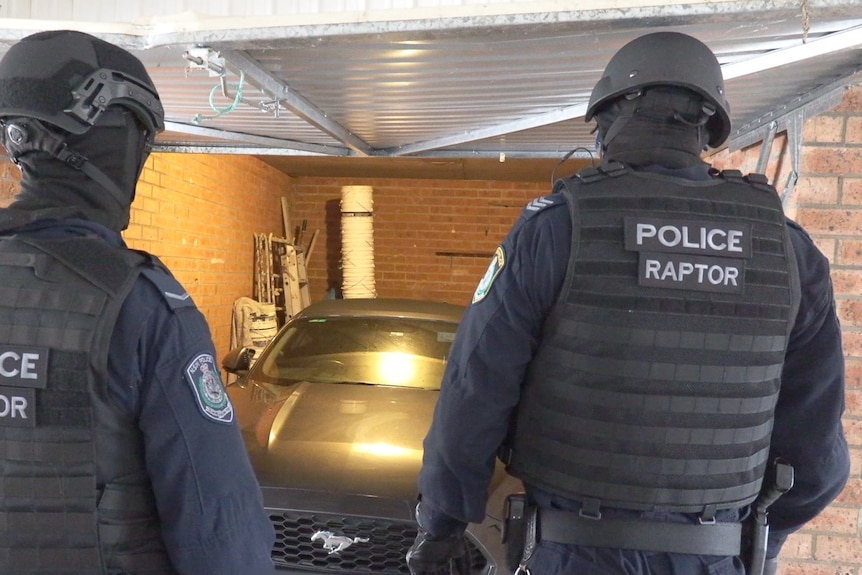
[0,237,177,575]
[507,165,800,514]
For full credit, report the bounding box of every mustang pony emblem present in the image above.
[311,530,370,555]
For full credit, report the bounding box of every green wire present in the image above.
[192,70,245,124]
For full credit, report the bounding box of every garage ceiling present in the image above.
[1,1,861,182]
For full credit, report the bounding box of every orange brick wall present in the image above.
[0,158,20,203]
[128,153,291,358]
[0,152,290,361]
[286,178,548,306]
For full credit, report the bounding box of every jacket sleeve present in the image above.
[111,273,276,575]
[765,221,850,557]
[417,196,570,532]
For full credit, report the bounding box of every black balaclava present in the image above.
[595,86,713,170]
[3,108,150,233]
[0,29,163,235]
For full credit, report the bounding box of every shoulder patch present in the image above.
[140,267,195,310]
[472,246,506,304]
[521,194,565,220]
[184,353,234,424]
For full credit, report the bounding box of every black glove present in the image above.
[406,529,470,575]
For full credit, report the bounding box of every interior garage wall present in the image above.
[127,153,291,357]
[0,153,291,362]
[288,177,548,305]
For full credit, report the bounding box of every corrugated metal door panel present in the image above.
[0,0,588,21]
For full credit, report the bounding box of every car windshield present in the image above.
[250,316,459,390]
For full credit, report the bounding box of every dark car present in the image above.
[222,298,520,575]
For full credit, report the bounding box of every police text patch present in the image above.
[624,217,751,293]
[185,353,234,424]
[0,385,35,428]
[0,346,49,388]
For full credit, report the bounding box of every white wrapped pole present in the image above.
[341,185,376,299]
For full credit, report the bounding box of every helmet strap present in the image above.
[1,118,129,208]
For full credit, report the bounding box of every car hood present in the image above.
[232,380,436,500]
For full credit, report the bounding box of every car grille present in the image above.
[270,511,488,574]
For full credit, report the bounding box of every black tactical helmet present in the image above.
[0,29,164,138]
[586,31,731,148]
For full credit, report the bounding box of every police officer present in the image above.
[0,31,276,574]
[407,32,850,575]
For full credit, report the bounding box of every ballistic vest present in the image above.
[0,235,177,575]
[506,163,800,514]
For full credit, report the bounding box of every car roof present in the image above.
[292,298,465,323]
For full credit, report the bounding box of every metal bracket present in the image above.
[781,111,803,206]
[183,47,226,77]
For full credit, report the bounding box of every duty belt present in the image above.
[539,508,742,556]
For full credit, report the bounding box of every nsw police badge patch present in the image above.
[472,246,506,304]
[185,353,234,424]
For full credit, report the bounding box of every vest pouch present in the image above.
[97,481,179,575]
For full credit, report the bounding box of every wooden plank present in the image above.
[304,229,320,266]
[283,244,303,317]
[253,233,260,301]
[281,197,292,240]
[264,234,274,304]
[296,250,311,308]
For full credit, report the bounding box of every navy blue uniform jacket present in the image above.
[418,166,850,561]
[20,219,276,575]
